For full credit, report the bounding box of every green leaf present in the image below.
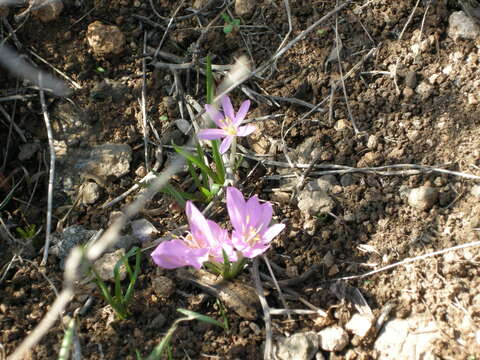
[177,308,226,330]
[206,55,214,105]
[223,24,233,34]
[173,144,218,183]
[211,140,225,185]
[58,317,75,360]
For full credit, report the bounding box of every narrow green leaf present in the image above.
[177,309,225,330]
[58,317,75,360]
[174,144,217,183]
[206,55,214,105]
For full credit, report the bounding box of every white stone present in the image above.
[93,248,127,282]
[345,313,373,338]
[131,219,158,241]
[318,326,349,352]
[235,0,255,17]
[374,317,440,360]
[471,185,480,198]
[273,332,319,360]
[448,11,480,41]
[298,189,334,218]
[408,186,438,210]
[80,182,101,205]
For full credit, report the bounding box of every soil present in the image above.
[1,0,480,359]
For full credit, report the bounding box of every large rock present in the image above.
[374,316,440,360]
[448,11,480,41]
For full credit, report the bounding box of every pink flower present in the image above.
[226,187,285,258]
[151,201,237,270]
[198,95,256,154]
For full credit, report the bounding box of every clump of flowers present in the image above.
[151,187,285,279]
[198,95,256,154]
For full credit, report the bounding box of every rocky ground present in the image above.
[1,0,480,359]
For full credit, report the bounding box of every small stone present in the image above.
[131,219,158,242]
[152,276,175,299]
[408,186,438,210]
[307,175,338,192]
[270,191,291,204]
[298,189,334,218]
[322,251,335,268]
[286,265,299,278]
[318,326,349,352]
[273,332,319,360]
[80,144,132,179]
[402,87,414,99]
[18,141,41,161]
[80,182,101,205]
[235,0,255,17]
[93,249,127,282]
[367,135,378,150]
[415,81,433,100]
[148,313,166,329]
[0,5,9,17]
[334,119,349,131]
[32,0,63,22]
[193,0,210,9]
[87,21,125,56]
[345,313,373,338]
[448,11,480,41]
[468,93,479,105]
[340,174,354,187]
[303,218,317,236]
[135,165,147,178]
[404,71,417,89]
[471,185,480,198]
[328,264,339,276]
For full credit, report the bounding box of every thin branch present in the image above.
[39,74,55,266]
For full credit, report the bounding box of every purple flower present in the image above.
[226,187,285,258]
[198,95,256,154]
[151,201,237,270]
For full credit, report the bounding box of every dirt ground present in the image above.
[1,0,480,359]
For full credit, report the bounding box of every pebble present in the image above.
[51,225,97,264]
[307,175,338,192]
[270,191,290,204]
[471,185,480,198]
[273,332,319,360]
[367,135,379,150]
[152,276,175,299]
[318,326,349,352]
[131,219,158,242]
[345,313,373,338]
[448,11,480,41]
[235,0,255,17]
[297,189,334,218]
[80,182,101,205]
[404,71,417,89]
[87,21,125,56]
[148,313,166,329]
[80,143,132,179]
[18,141,41,161]
[32,0,63,22]
[340,174,354,187]
[415,81,433,100]
[334,119,349,131]
[92,249,127,282]
[407,186,438,210]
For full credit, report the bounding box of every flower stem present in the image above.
[226,137,237,186]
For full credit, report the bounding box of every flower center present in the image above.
[245,226,261,245]
[221,116,237,136]
[184,233,205,249]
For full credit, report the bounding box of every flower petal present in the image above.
[186,201,213,247]
[221,95,235,121]
[219,135,234,154]
[205,104,225,128]
[262,223,285,243]
[252,202,273,231]
[151,239,208,269]
[236,125,256,137]
[233,100,251,126]
[227,187,247,231]
[198,128,226,140]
